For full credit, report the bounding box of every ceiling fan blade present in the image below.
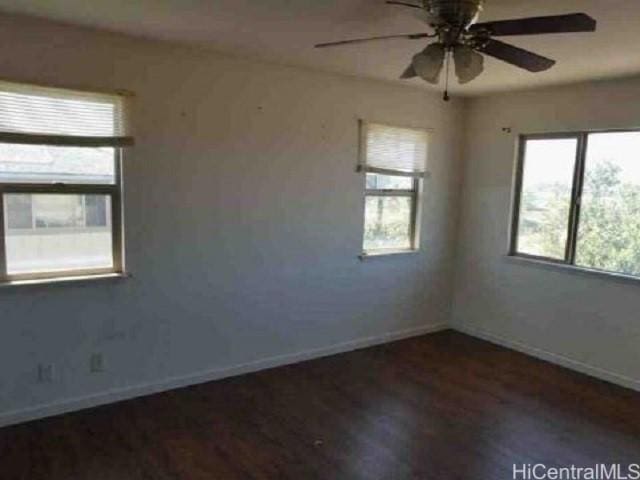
[411,43,446,84]
[453,45,484,84]
[386,1,422,8]
[315,32,432,49]
[477,39,555,72]
[400,63,417,79]
[470,13,596,36]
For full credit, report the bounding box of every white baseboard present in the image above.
[0,323,447,428]
[452,324,640,392]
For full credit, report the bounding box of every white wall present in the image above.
[452,77,640,391]
[0,14,464,425]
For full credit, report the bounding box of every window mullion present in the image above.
[566,133,588,265]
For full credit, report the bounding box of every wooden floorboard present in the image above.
[0,330,638,479]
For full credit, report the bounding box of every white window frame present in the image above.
[358,120,428,257]
[509,129,640,282]
[0,81,132,283]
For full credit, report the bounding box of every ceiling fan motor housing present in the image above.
[423,0,484,29]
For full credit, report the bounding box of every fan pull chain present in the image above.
[443,49,451,102]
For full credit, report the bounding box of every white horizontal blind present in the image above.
[0,81,133,147]
[361,122,428,177]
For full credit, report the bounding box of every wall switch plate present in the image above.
[90,353,105,373]
[37,363,55,383]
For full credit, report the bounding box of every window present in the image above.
[359,121,428,255]
[511,131,640,278]
[0,81,133,282]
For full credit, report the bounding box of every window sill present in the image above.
[0,271,132,288]
[359,249,419,260]
[504,254,640,286]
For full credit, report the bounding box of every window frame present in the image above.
[0,148,124,282]
[509,129,640,272]
[363,174,420,255]
[358,119,429,257]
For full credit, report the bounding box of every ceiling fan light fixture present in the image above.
[453,44,484,84]
[412,43,446,84]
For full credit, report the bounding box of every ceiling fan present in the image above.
[315,0,596,100]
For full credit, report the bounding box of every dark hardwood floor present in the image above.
[1,330,638,480]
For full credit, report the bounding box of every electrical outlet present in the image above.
[37,363,55,383]
[90,353,105,373]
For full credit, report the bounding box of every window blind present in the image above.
[360,122,429,177]
[0,81,133,147]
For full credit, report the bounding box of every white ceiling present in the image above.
[0,0,639,95]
